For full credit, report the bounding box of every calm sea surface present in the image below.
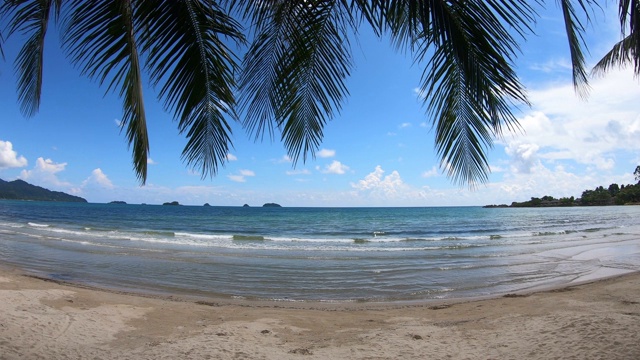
[1,200,639,302]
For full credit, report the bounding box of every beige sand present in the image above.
[1,269,639,360]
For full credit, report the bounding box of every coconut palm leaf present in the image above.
[2,0,61,117]
[381,1,532,186]
[593,0,640,75]
[238,0,356,164]
[61,0,149,183]
[140,0,244,179]
[558,0,595,98]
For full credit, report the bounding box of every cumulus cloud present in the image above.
[504,142,540,174]
[228,169,255,183]
[500,68,640,172]
[20,157,70,188]
[0,140,28,169]
[81,168,114,189]
[400,122,411,128]
[351,166,428,203]
[227,153,238,161]
[321,160,349,174]
[147,158,157,165]
[317,149,335,158]
[421,166,439,178]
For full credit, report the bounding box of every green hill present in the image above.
[0,179,87,203]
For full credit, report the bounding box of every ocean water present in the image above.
[1,200,639,302]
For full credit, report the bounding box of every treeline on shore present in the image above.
[486,167,640,208]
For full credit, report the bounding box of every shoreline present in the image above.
[6,262,637,310]
[2,267,640,359]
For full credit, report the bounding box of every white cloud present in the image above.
[114,119,122,127]
[529,58,572,74]
[504,142,540,174]
[286,169,311,176]
[147,158,157,165]
[227,153,238,161]
[82,168,114,189]
[317,149,335,158]
[228,175,246,183]
[351,166,427,203]
[500,68,640,172]
[19,157,70,188]
[228,169,255,183]
[0,140,28,169]
[400,122,411,128]
[421,166,439,178]
[322,160,349,174]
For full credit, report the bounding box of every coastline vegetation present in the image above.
[486,166,640,208]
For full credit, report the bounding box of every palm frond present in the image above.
[62,0,149,183]
[3,0,61,117]
[140,0,244,178]
[592,34,638,75]
[239,0,355,165]
[558,0,595,98]
[593,0,640,75]
[384,1,531,186]
[0,31,5,59]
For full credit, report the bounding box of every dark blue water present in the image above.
[1,200,639,302]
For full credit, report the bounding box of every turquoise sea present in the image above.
[1,200,639,302]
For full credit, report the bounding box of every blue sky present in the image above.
[1,4,639,206]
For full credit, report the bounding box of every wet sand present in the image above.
[1,268,639,359]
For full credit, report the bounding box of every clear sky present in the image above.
[1,4,639,207]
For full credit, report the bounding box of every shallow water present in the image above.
[1,201,639,301]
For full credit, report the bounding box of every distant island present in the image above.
[485,168,640,208]
[109,201,127,204]
[162,201,180,206]
[262,203,282,207]
[0,178,87,203]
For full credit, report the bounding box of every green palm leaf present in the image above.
[61,0,149,183]
[140,0,244,179]
[382,1,532,186]
[238,0,355,164]
[593,0,640,75]
[2,0,61,117]
[558,0,595,98]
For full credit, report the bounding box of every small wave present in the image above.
[174,232,230,240]
[143,230,175,237]
[233,235,265,241]
[533,231,565,236]
[28,222,49,228]
[353,238,369,244]
[489,235,502,240]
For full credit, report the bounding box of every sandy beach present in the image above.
[0,268,638,359]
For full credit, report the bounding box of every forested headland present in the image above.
[485,166,640,208]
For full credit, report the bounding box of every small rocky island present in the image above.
[109,201,127,204]
[162,201,180,206]
[262,203,282,207]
